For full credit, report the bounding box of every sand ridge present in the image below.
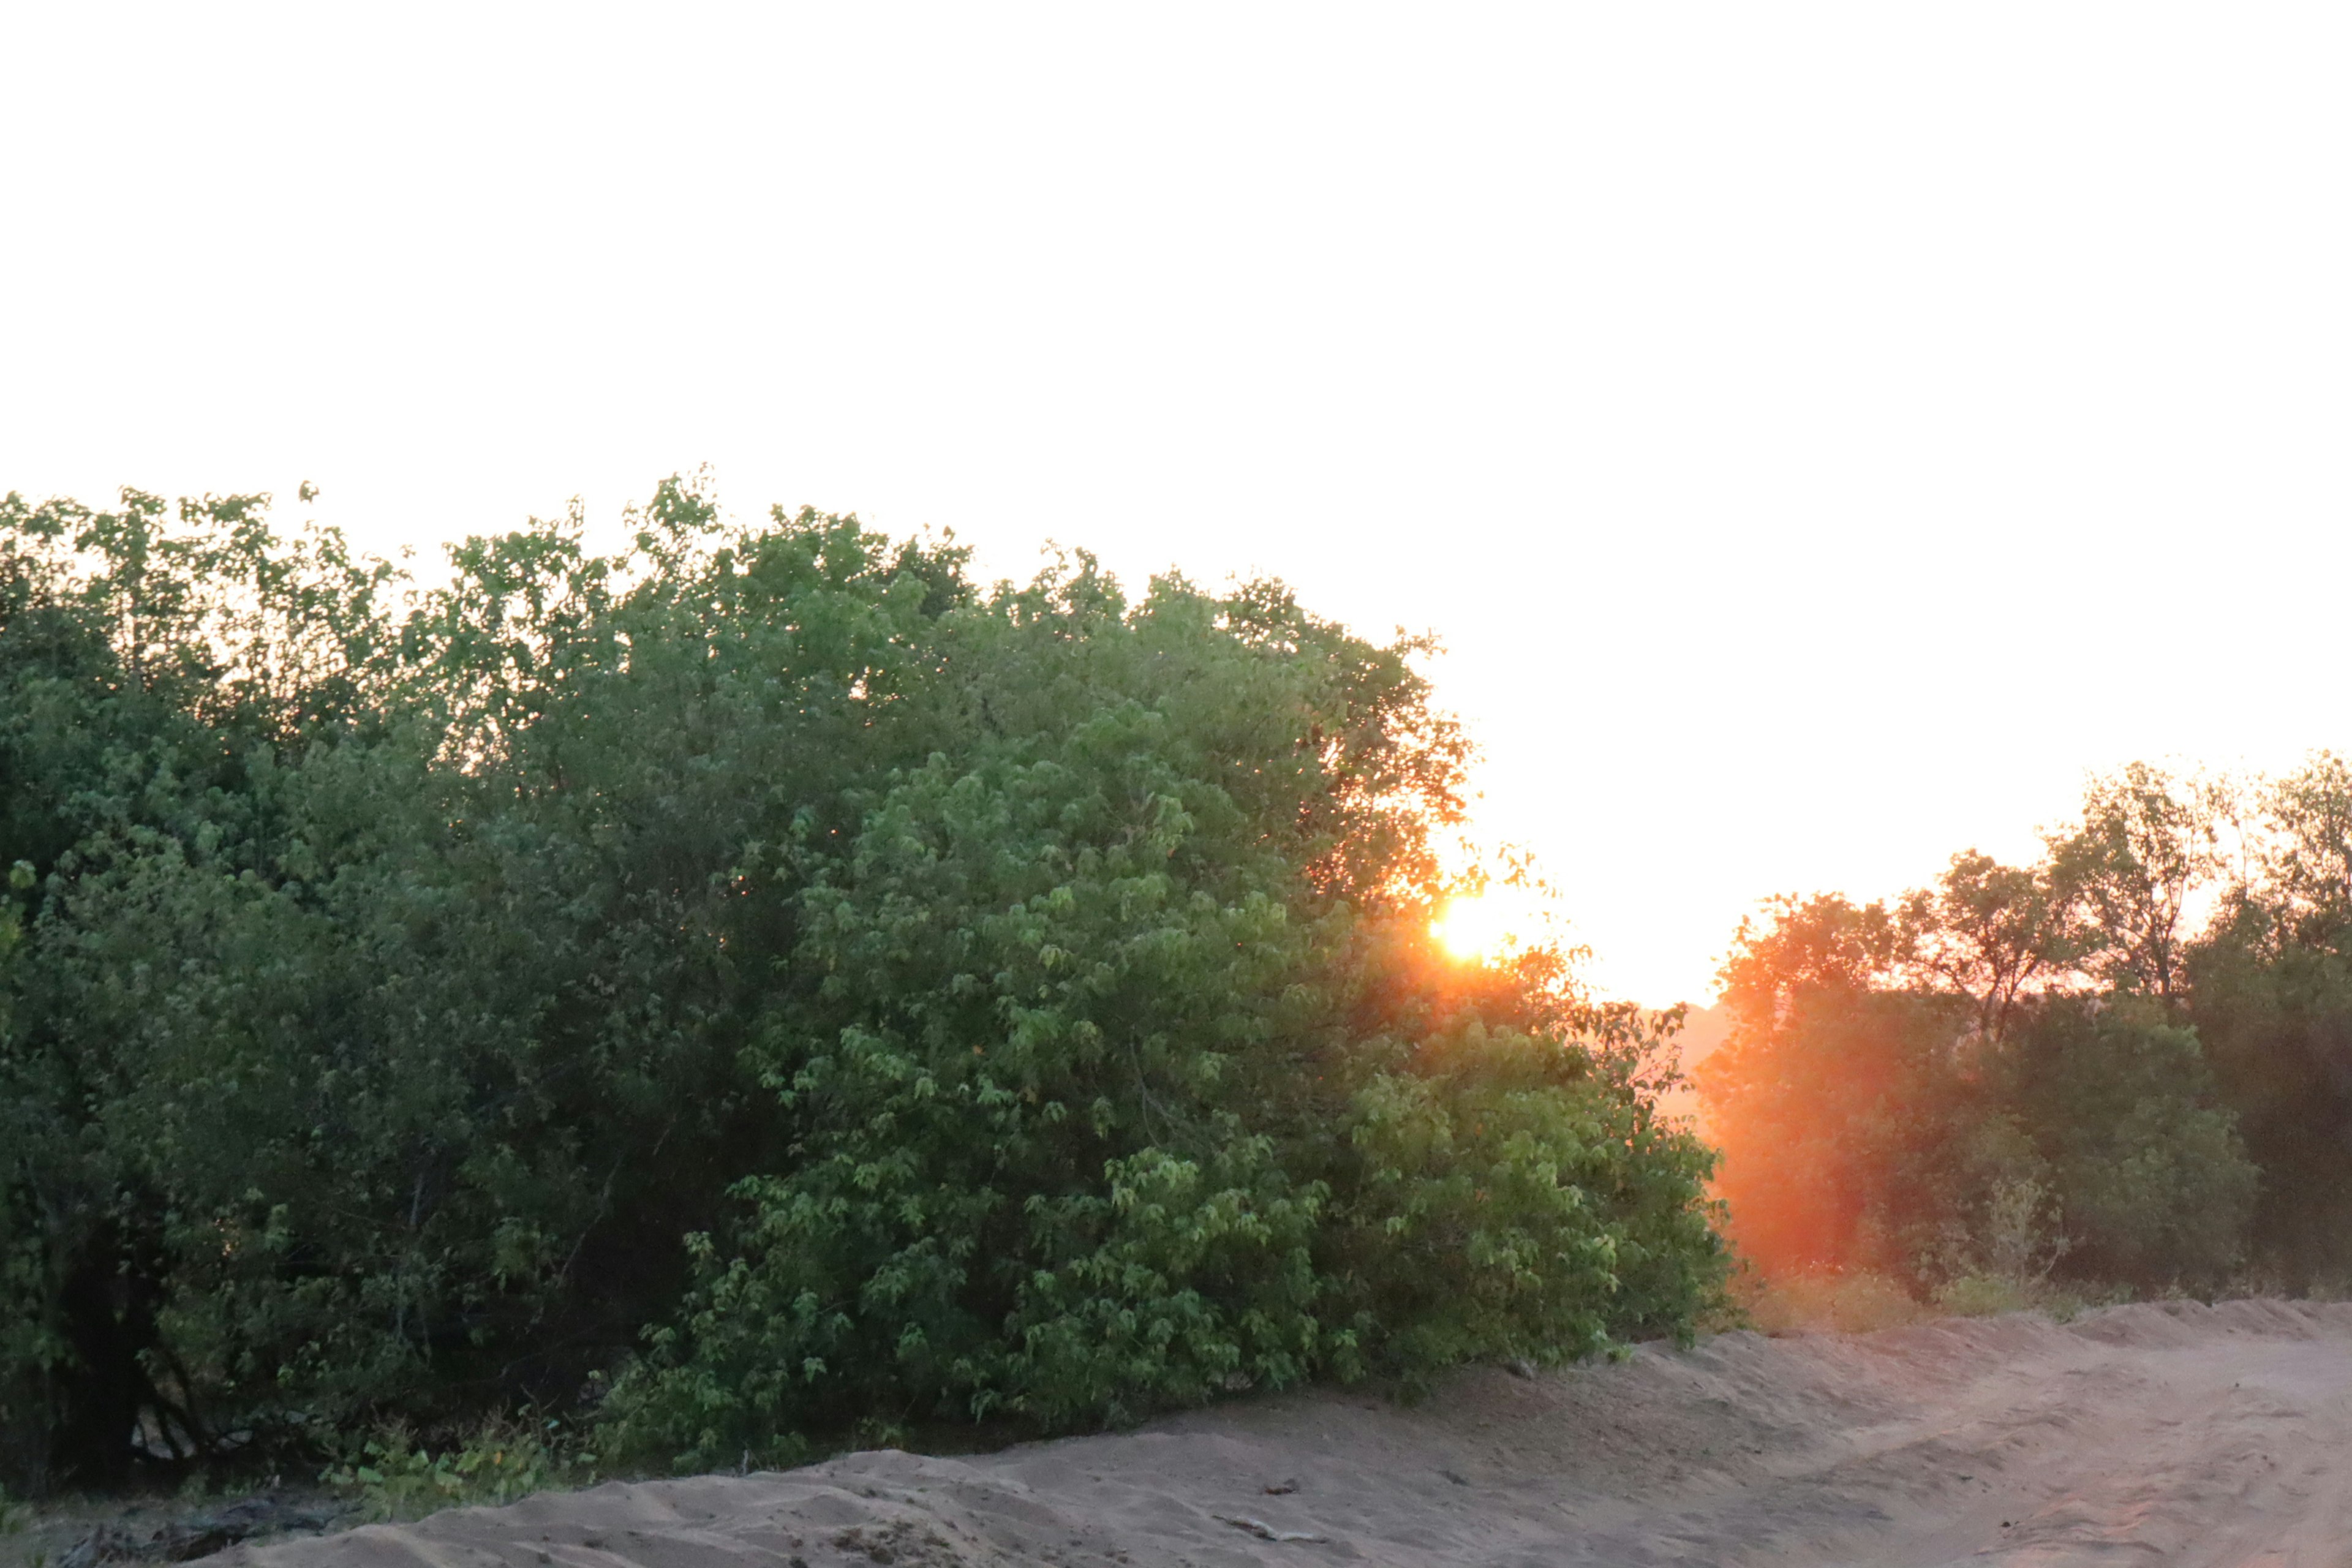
[209,1298,2352,1567]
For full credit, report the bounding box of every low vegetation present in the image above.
[0,480,1728,1494]
[320,1414,589,1521]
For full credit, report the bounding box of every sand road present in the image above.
[219,1299,2352,1568]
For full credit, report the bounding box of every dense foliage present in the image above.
[0,481,1727,1491]
[1699,758,2352,1295]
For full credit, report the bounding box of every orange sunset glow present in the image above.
[1430,886,1546,963]
[13,12,2352,1015]
[15,10,2352,1555]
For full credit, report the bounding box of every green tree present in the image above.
[0,479,1729,1488]
[597,559,1725,1466]
[2000,1000,2253,1282]
[1896,851,2081,1041]
[1705,836,2256,1293]
[2259,752,2352,948]
[2049,763,2228,1004]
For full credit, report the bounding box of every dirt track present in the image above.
[214,1298,2352,1567]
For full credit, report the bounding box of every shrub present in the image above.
[323,1415,590,1520]
[2003,1001,2256,1284]
[1,481,1731,1485]
[594,568,1728,1464]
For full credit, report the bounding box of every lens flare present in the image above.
[1431,888,1540,963]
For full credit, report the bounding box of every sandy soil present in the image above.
[205,1298,2352,1567]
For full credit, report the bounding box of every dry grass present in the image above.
[1739,1268,1928,1335]
[1735,1265,2130,1335]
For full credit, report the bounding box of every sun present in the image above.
[1431,887,1544,963]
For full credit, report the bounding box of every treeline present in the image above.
[0,482,1727,1492]
[1702,761,2352,1297]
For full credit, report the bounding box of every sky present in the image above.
[5,6,2349,1003]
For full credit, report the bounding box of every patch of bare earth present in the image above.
[195,1298,2352,1567]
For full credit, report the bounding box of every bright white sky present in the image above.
[5,6,2348,1003]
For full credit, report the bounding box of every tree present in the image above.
[595,556,1725,1466]
[2000,1000,2253,1283]
[2049,763,2228,1003]
[1896,851,2081,1041]
[1717,892,1904,1026]
[1703,843,2257,1292]
[0,479,1730,1488]
[2258,753,2352,951]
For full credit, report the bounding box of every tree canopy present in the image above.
[1696,757,2352,1296]
[0,480,1727,1491]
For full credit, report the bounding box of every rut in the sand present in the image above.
[206,1299,2352,1568]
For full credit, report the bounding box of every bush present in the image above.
[2002,1001,2255,1284]
[1,481,1730,1485]
[323,1415,592,1520]
[592,568,1728,1465]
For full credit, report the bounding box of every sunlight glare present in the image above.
[1432,888,1543,963]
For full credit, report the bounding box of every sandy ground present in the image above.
[205,1298,2352,1568]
